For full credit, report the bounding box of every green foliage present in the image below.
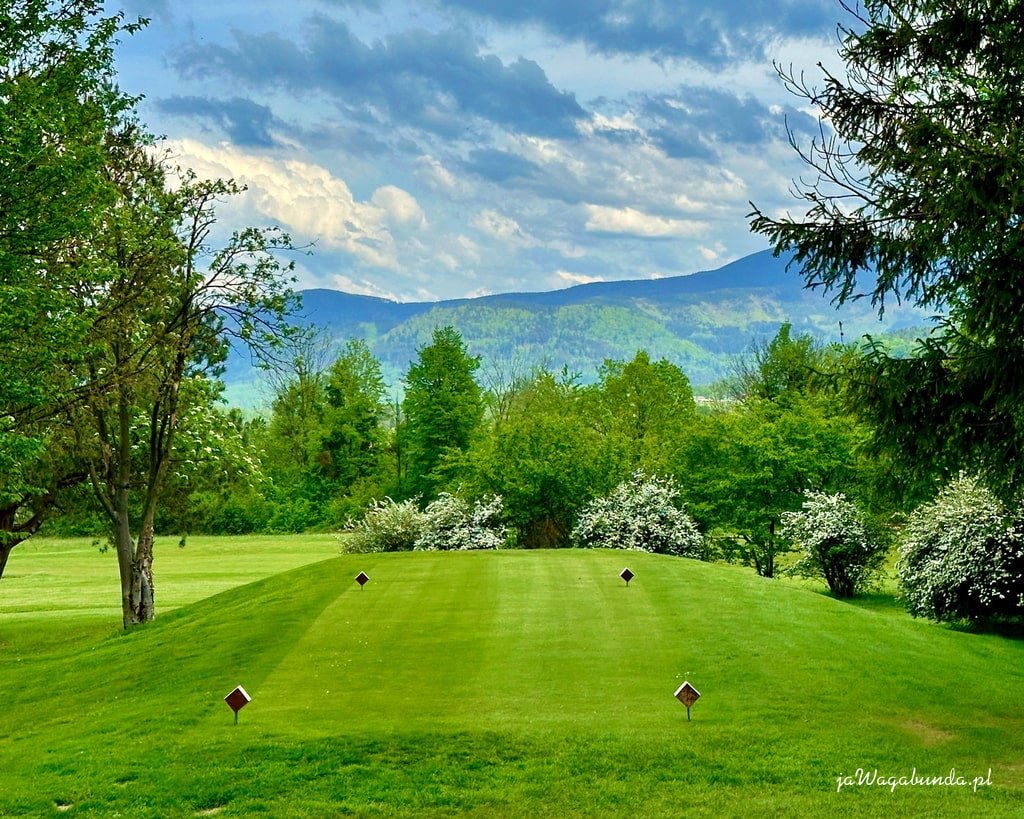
[678,326,871,577]
[571,471,704,557]
[460,369,623,548]
[0,1,144,567]
[751,0,1024,497]
[256,338,394,532]
[588,351,697,472]
[402,326,484,499]
[72,148,299,625]
[781,490,886,598]
[898,475,1024,625]
[730,322,821,401]
[322,338,388,488]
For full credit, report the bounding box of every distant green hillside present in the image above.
[224,249,933,407]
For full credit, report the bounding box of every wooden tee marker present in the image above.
[674,681,700,721]
[224,685,251,725]
[620,567,634,586]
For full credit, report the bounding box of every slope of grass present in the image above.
[2,547,1023,816]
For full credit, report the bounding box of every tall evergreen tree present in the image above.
[323,339,388,489]
[750,0,1024,495]
[402,326,483,499]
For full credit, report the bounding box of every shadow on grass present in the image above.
[831,590,905,616]
[832,590,1024,640]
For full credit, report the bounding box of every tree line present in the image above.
[47,321,905,572]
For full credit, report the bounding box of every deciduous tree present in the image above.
[781,490,886,597]
[589,351,697,472]
[0,1,142,578]
[78,143,297,627]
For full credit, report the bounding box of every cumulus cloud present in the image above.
[371,186,427,230]
[330,274,401,301]
[583,204,706,238]
[557,270,605,285]
[415,155,459,193]
[125,0,844,301]
[698,243,726,262]
[472,209,533,244]
[165,138,424,269]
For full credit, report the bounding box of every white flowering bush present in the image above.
[415,493,508,551]
[343,497,424,553]
[571,471,703,557]
[898,475,1024,624]
[780,490,886,597]
[341,493,508,553]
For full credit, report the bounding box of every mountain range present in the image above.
[223,249,933,408]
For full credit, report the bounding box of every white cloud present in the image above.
[557,270,605,285]
[163,139,417,270]
[371,185,427,230]
[415,154,459,193]
[698,243,726,262]
[472,209,533,244]
[583,204,707,238]
[330,274,401,302]
[578,110,643,137]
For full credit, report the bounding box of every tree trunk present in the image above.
[764,521,776,578]
[115,497,161,628]
[0,507,17,582]
[0,500,53,582]
[0,542,13,582]
[124,540,155,627]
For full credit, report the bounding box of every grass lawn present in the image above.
[2,540,1023,816]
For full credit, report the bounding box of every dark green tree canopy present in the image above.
[750,0,1024,494]
[323,338,388,487]
[402,326,484,498]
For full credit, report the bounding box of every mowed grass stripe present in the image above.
[258,551,502,732]
[254,550,673,735]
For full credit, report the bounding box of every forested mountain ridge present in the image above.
[224,249,931,406]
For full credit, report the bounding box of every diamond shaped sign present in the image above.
[225,685,250,724]
[674,681,701,720]
[355,571,369,587]
[620,567,634,586]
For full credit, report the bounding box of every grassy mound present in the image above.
[2,547,1023,816]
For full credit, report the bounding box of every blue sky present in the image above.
[115,0,843,301]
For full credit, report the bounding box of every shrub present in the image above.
[414,493,508,551]
[343,497,425,553]
[571,471,703,557]
[897,475,1024,625]
[780,490,885,597]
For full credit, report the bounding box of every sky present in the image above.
[113,0,847,302]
